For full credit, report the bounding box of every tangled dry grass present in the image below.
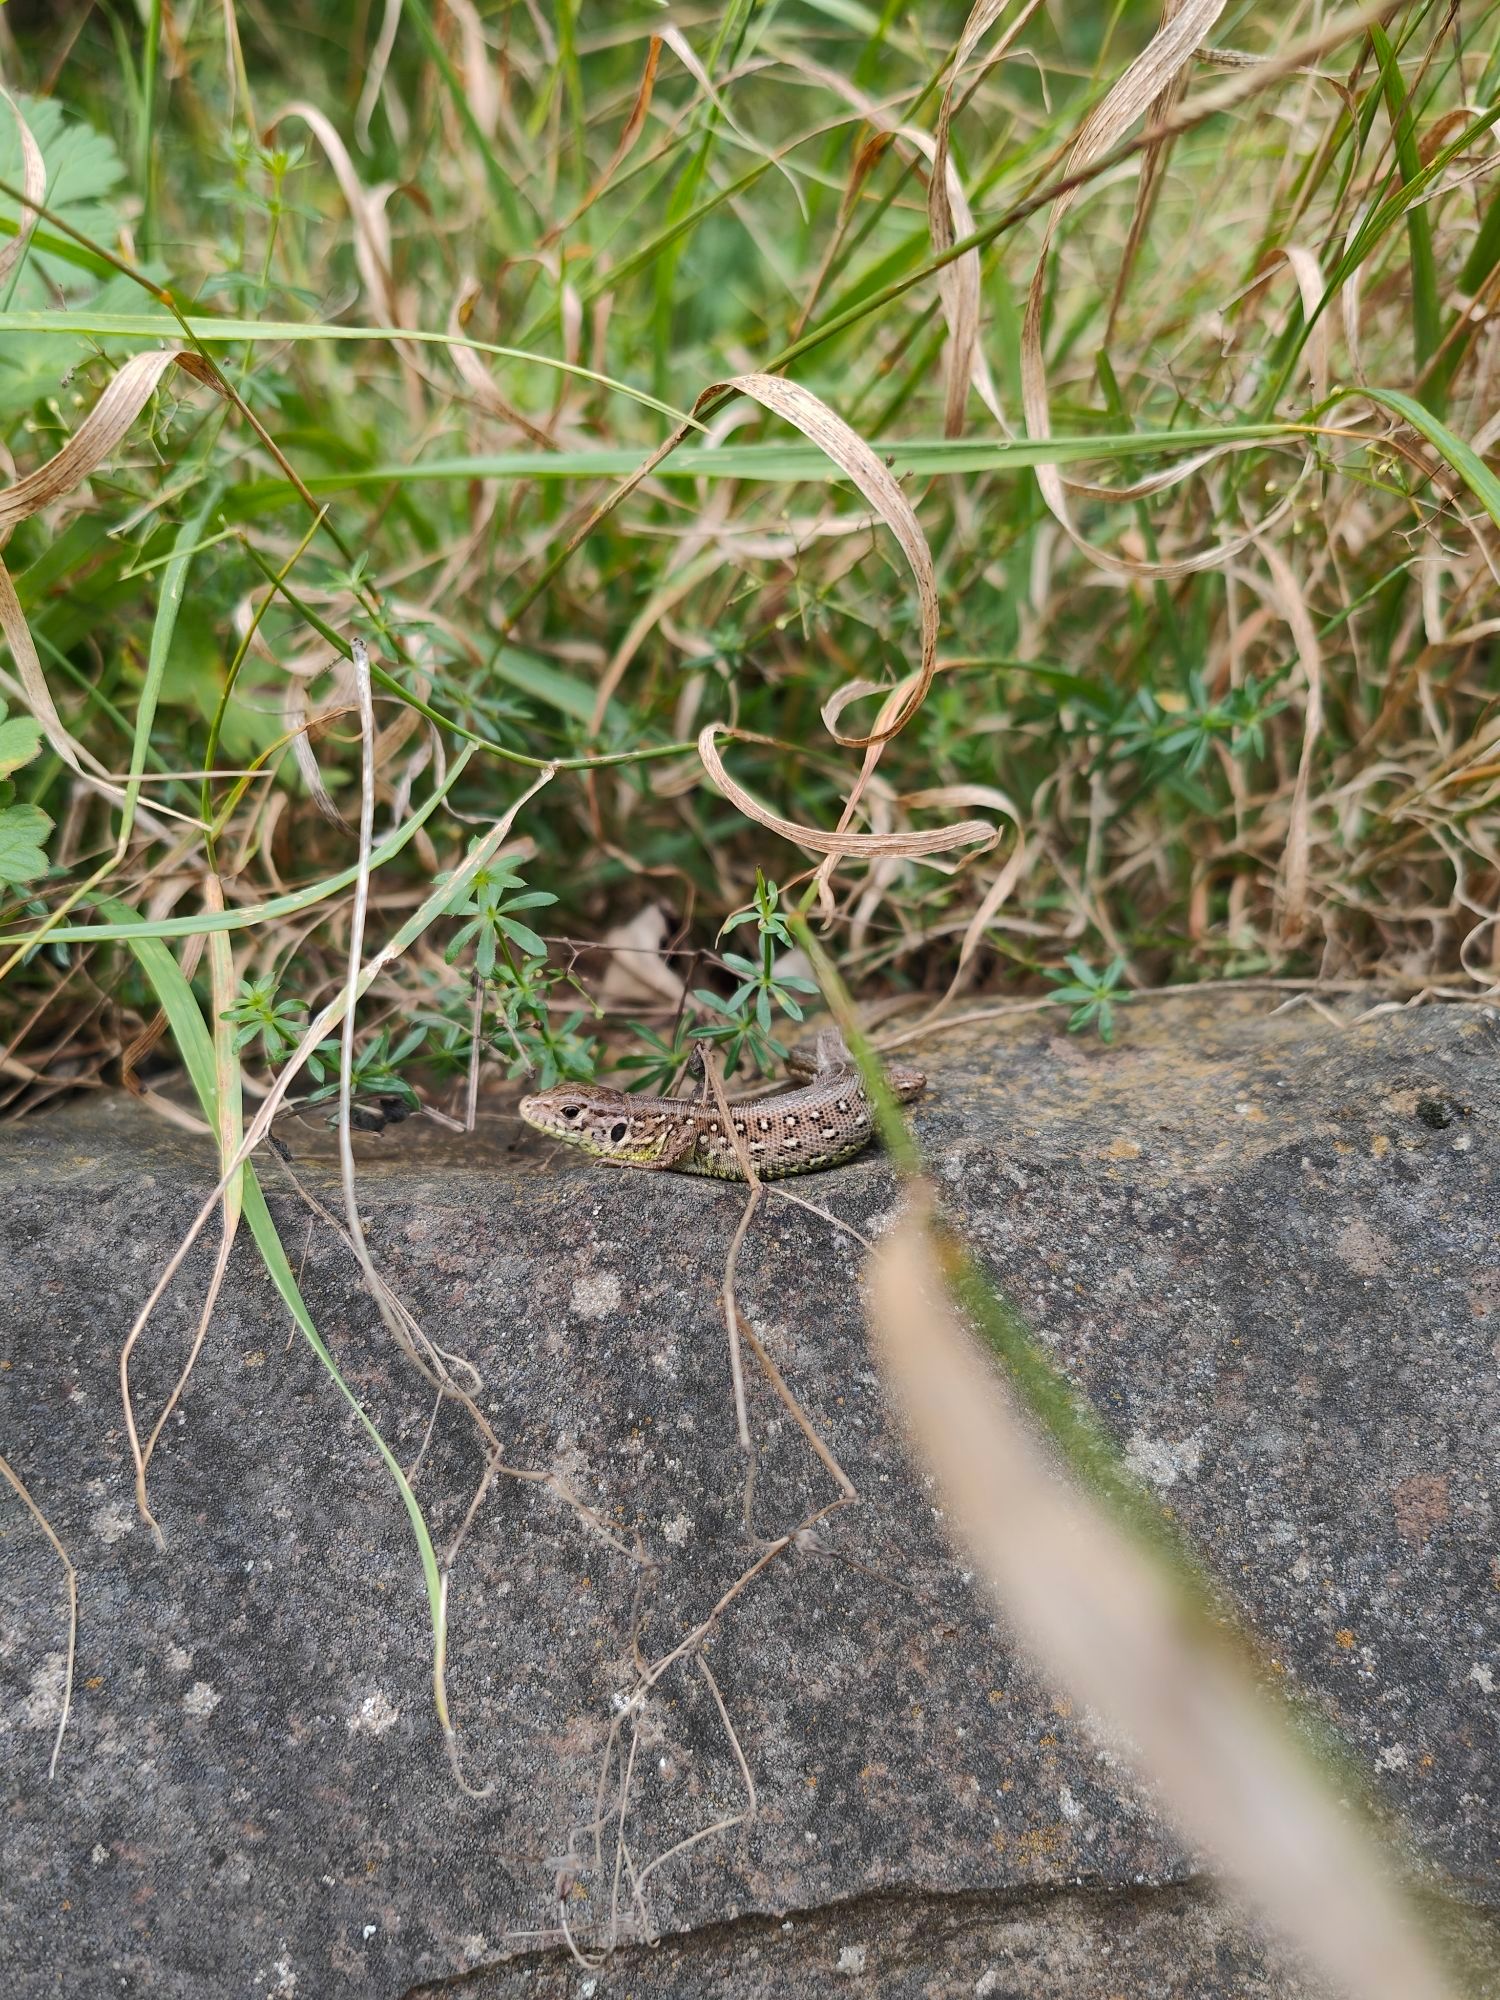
[0,1,1495,1118]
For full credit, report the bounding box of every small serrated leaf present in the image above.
[0,714,42,778]
[0,801,51,886]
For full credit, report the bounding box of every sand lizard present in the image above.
[520,1029,925,1180]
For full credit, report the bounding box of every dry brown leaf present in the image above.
[596,905,687,1009]
[869,1196,1462,2000]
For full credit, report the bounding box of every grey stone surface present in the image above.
[1,993,1498,1997]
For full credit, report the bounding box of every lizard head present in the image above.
[519,1084,675,1165]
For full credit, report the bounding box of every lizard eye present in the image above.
[609,1120,628,1144]
[561,1105,580,1120]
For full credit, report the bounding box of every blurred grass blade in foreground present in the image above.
[868,1190,1463,2000]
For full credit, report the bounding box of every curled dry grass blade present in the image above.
[0,346,215,784]
[1019,0,1291,577]
[699,723,996,862]
[1260,536,1326,943]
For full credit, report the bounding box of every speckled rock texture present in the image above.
[2,993,1497,1999]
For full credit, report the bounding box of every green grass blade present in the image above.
[1259,100,1500,416]
[1357,387,1500,528]
[220,423,1308,505]
[123,484,220,840]
[1371,24,1441,390]
[137,0,162,257]
[0,311,695,427]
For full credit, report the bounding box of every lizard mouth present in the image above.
[519,1095,568,1136]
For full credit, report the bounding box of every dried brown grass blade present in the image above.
[1104,0,1193,341]
[793,54,1012,431]
[790,128,891,343]
[698,724,995,862]
[0,347,206,532]
[588,547,721,736]
[928,0,1040,435]
[718,374,939,747]
[660,27,805,218]
[541,38,662,246]
[264,102,424,411]
[266,103,398,325]
[0,1449,77,1779]
[869,1196,1462,2000]
[0,556,118,797]
[1020,0,1298,576]
[0,87,46,286]
[601,370,957,892]
[1259,539,1325,942]
[1278,244,1331,404]
[446,0,500,140]
[448,280,557,445]
[717,374,946,893]
[354,0,404,149]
